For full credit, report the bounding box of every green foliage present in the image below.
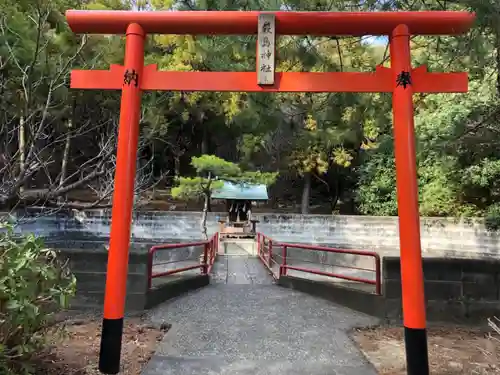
[0,222,76,374]
[485,204,500,232]
[2,0,500,218]
[191,155,242,178]
[356,138,398,216]
[239,171,279,186]
[171,177,224,200]
[171,155,240,200]
[354,0,500,220]
[172,155,278,202]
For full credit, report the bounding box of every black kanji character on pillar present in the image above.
[262,21,271,33]
[260,64,272,73]
[396,70,412,89]
[123,69,139,87]
[260,36,271,48]
[260,50,272,60]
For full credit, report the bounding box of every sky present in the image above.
[364,36,389,45]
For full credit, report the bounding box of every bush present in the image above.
[0,222,77,374]
[485,203,500,232]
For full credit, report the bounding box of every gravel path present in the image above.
[142,254,379,375]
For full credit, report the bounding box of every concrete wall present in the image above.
[383,257,500,322]
[279,256,500,323]
[47,237,206,311]
[9,210,500,259]
[46,236,204,272]
[9,210,500,296]
[57,247,149,312]
[6,210,500,316]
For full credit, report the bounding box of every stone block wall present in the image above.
[9,209,500,259]
[279,257,500,322]
[48,237,206,312]
[57,247,149,312]
[5,209,500,316]
[383,257,500,322]
[256,214,500,258]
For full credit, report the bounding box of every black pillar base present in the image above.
[99,318,124,374]
[404,326,429,375]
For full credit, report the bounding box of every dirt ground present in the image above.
[34,316,168,375]
[352,325,500,374]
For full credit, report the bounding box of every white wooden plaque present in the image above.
[257,13,276,85]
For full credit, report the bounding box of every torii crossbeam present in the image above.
[65,10,475,375]
[72,64,467,93]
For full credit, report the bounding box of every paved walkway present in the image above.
[143,254,379,375]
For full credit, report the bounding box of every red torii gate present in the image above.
[65,10,475,375]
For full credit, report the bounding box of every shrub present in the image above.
[0,222,77,374]
[485,203,500,232]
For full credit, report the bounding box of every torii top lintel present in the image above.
[65,10,474,36]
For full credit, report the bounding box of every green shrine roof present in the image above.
[212,181,268,201]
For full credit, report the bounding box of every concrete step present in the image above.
[210,256,274,285]
[222,240,257,256]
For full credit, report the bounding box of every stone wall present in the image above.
[45,236,204,270]
[46,237,205,311]
[11,209,500,258]
[6,208,499,317]
[11,209,498,293]
[278,256,500,323]
[58,247,149,312]
[383,257,500,322]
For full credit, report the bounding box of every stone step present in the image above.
[210,255,274,285]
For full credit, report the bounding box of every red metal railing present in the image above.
[147,233,380,294]
[255,233,381,295]
[256,232,279,279]
[278,243,381,295]
[147,232,219,289]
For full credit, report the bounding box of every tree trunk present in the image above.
[331,184,340,213]
[59,119,72,187]
[174,156,180,177]
[207,193,212,212]
[57,119,72,204]
[200,194,209,240]
[496,27,500,97]
[18,116,25,193]
[200,175,212,240]
[497,35,500,97]
[301,172,311,214]
[201,124,208,155]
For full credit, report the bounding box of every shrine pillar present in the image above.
[390,24,429,375]
[98,23,145,375]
